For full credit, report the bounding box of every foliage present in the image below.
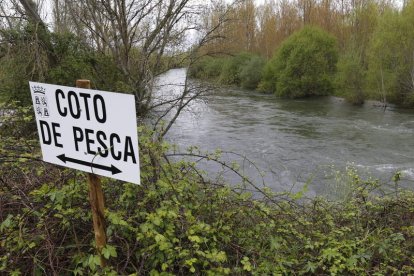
[260,26,338,98]
[366,3,414,106]
[192,0,414,107]
[258,58,278,93]
[189,53,265,90]
[188,56,225,80]
[218,53,253,86]
[239,55,266,89]
[0,26,126,106]
[1,105,414,274]
[334,0,379,105]
[335,50,366,105]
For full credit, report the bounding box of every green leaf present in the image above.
[0,215,13,232]
[305,261,317,273]
[188,235,202,244]
[241,257,252,272]
[102,245,117,259]
[87,255,101,271]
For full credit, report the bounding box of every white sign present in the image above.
[30,82,140,184]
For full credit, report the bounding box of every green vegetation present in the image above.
[188,1,414,107]
[2,1,414,274]
[366,3,414,106]
[0,27,124,106]
[189,53,265,90]
[191,27,338,98]
[1,104,414,274]
[259,27,338,98]
[239,56,266,90]
[335,50,366,105]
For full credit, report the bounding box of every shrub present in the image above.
[335,51,366,105]
[0,29,125,106]
[1,105,414,274]
[260,26,338,98]
[366,3,414,106]
[240,55,266,90]
[190,53,265,90]
[204,58,225,79]
[188,56,224,80]
[218,53,252,85]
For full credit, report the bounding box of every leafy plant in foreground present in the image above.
[1,105,414,275]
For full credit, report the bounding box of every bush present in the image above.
[240,56,266,90]
[0,29,125,106]
[190,53,265,90]
[258,60,277,93]
[260,26,338,98]
[218,53,252,86]
[1,105,414,275]
[188,56,224,80]
[366,3,414,106]
[335,51,366,105]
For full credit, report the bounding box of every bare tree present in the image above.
[0,0,52,87]
[60,1,196,115]
[0,0,248,142]
[150,0,240,140]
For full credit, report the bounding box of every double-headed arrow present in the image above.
[57,154,122,175]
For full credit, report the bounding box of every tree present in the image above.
[334,0,380,105]
[61,0,201,115]
[260,26,338,98]
[256,1,279,59]
[240,55,266,89]
[0,0,238,126]
[0,1,123,105]
[199,0,257,55]
[336,50,366,104]
[367,2,414,106]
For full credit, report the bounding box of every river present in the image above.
[155,68,414,197]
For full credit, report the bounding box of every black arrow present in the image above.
[57,154,122,175]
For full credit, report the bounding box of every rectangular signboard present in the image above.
[29,82,140,184]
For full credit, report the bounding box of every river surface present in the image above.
[156,69,414,196]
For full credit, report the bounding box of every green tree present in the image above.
[260,26,338,98]
[336,50,366,105]
[188,56,224,80]
[0,28,122,105]
[189,53,265,90]
[219,53,253,85]
[367,3,414,106]
[335,1,379,105]
[240,55,265,89]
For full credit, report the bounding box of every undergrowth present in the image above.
[1,104,414,275]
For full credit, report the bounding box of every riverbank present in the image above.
[1,106,414,274]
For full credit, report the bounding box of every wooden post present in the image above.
[76,79,107,267]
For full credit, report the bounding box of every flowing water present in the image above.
[156,68,414,196]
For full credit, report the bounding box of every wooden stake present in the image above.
[76,79,107,267]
